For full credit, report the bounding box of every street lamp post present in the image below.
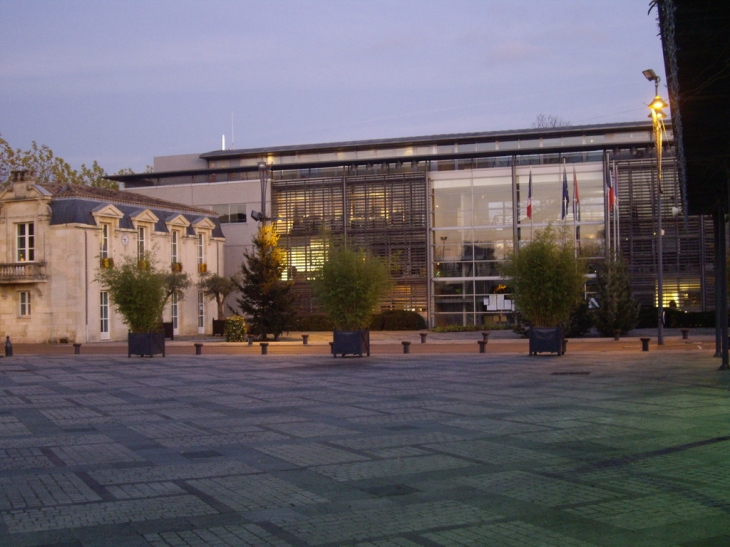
[644,69,669,345]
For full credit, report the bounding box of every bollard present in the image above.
[329,341,334,357]
[73,343,81,355]
[420,333,428,343]
[640,337,651,351]
[562,339,568,355]
[302,334,309,345]
[194,343,203,355]
[260,342,269,355]
[481,331,491,342]
[5,336,12,357]
[247,335,254,347]
[613,330,621,341]
[681,328,689,340]
[478,340,487,353]
[402,341,411,354]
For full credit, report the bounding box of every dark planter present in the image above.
[212,319,226,337]
[128,332,165,357]
[332,329,370,357]
[162,322,174,340]
[529,327,564,356]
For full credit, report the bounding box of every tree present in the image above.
[312,244,393,331]
[198,272,237,320]
[95,252,167,333]
[531,114,571,128]
[234,224,296,340]
[0,133,120,189]
[591,255,640,336]
[162,271,192,313]
[501,225,586,327]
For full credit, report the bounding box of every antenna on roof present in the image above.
[231,111,234,150]
[222,134,225,151]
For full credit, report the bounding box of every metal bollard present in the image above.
[478,340,487,353]
[681,328,689,340]
[302,334,309,345]
[5,336,12,357]
[481,331,491,342]
[260,342,269,355]
[73,343,81,355]
[420,333,428,343]
[194,343,203,355]
[247,335,254,347]
[613,330,621,341]
[402,341,411,354]
[640,337,651,351]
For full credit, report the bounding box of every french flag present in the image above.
[606,167,615,212]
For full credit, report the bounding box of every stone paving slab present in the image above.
[0,349,728,546]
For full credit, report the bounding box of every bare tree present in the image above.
[531,114,571,129]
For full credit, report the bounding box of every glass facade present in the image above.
[431,161,606,327]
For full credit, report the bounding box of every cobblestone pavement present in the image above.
[0,349,728,546]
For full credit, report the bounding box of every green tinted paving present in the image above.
[0,350,728,546]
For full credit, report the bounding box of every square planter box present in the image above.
[212,319,226,337]
[529,327,564,356]
[128,332,166,358]
[332,329,370,357]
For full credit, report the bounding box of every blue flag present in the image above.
[561,167,570,220]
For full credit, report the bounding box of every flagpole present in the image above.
[604,153,611,258]
[573,165,580,258]
[529,169,533,240]
[613,161,621,258]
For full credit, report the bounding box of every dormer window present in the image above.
[17,223,34,262]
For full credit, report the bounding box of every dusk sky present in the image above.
[0,1,666,173]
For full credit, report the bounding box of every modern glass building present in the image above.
[116,120,713,327]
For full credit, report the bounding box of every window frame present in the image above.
[100,223,110,259]
[16,222,35,262]
[100,291,110,338]
[19,291,31,317]
[137,225,146,259]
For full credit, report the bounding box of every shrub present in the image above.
[312,245,393,331]
[501,225,586,327]
[432,324,484,332]
[292,314,335,331]
[224,315,247,342]
[370,310,426,330]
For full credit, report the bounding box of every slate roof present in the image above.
[39,183,223,238]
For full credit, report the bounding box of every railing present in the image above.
[0,262,47,283]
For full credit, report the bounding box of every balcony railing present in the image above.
[0,262,48,283]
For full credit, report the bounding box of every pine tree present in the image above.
[591,256,640,336]
[234,224,295,340]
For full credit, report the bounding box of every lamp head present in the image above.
[643,69,658,82]
[649,95,669,110]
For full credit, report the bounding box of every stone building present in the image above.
[0,171,224,343]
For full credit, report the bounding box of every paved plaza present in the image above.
[0,344,729,546]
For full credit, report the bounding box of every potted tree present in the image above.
[198,272,238,336]
[501,225,586,355]
[313,244,392,357]
[161,270,192,340]
[96,251,169,357]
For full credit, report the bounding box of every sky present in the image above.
[0,0,667,174]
